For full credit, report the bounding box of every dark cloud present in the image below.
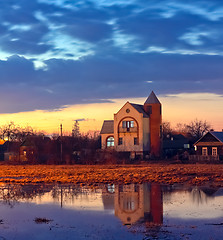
[0,55,38,83]
[117,11,223,50]
[0,52,223,113]
[0,1,223,113]
[0,23,51,54]
[73,118,89,122]
[61,20,113,42]
[0,1,39,24]
[0,39,51,55]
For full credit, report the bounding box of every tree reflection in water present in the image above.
[0,184,49,208]
[0,184,99,208]
[0,183,221,227]
[0,183,222,240]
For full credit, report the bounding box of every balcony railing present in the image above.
[118,127,138,133]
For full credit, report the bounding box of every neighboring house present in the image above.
[3,141,20,162]
[20,138,37,162]
[192,131,223,161]
[163,134,190,158]
[100,91,162,157]
[20,136,52,163]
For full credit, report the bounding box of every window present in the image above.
[212,147,217,156]
[202,147,208,156]
[123,196,135,211]
[184,144,190,149]
[107,137,114,147]
[122,121,134,131]
[134,137,139,145]
[118,138,123,145]
[23,150,27,156]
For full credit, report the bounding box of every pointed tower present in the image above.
[144,91,162,157]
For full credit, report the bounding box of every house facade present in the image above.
[100,91,162,157]
[193,131,223,161]
[114,183,163,226]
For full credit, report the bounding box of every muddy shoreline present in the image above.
[0,164,222,186]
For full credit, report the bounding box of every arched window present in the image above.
[107,137,114,147]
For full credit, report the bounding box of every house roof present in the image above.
[210,131,223,142]
[163,134,189,149]
[194,131,223,145]
[144,91,160,104]
[2,141,20,152]
[129,103,149,117]
[100,120,114,134]
[21,138,36,147]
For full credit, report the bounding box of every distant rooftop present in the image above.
[100,120,114,134]
[210,131,223,143]
[144,91,160,104]
[129,103,149,118]
[194,131,223,145]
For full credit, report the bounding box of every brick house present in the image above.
[100,91,162,158]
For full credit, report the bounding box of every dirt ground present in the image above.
[0,164,222,186]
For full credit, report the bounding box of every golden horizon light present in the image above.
[0,92,222,135]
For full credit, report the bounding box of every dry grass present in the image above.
[0,164,222,186]
[34,218,53,224]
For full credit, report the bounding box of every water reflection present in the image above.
[0,183,223,240]
[114,183,163,226]
[1,183,222,222]
[0,183,164,226]
[0,184,50,208]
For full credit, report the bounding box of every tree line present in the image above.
[162,119,211,142]
[0,121,101,164]
[0,119,213,164]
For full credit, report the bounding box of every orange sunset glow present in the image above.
[0,92,222,134]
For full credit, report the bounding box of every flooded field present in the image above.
[0,183,223,240]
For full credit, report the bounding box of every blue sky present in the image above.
[1,0,223,114]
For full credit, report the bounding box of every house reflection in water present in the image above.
[114,183,163,226]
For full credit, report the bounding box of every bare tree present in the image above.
[0,122,43,142]
[162,121,173,139]
[175,123,188,134]
[186,119,211,140]
[0,122,17,141]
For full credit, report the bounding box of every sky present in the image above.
[1,0,223,134]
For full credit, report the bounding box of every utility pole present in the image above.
[60,124,63,163]
[60,186,63,208]
[60,124,63,137]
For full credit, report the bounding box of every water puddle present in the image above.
[0,183,222,239]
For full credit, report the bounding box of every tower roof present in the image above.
[144,91,160,104]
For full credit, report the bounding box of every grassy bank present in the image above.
[0,164,223,186]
